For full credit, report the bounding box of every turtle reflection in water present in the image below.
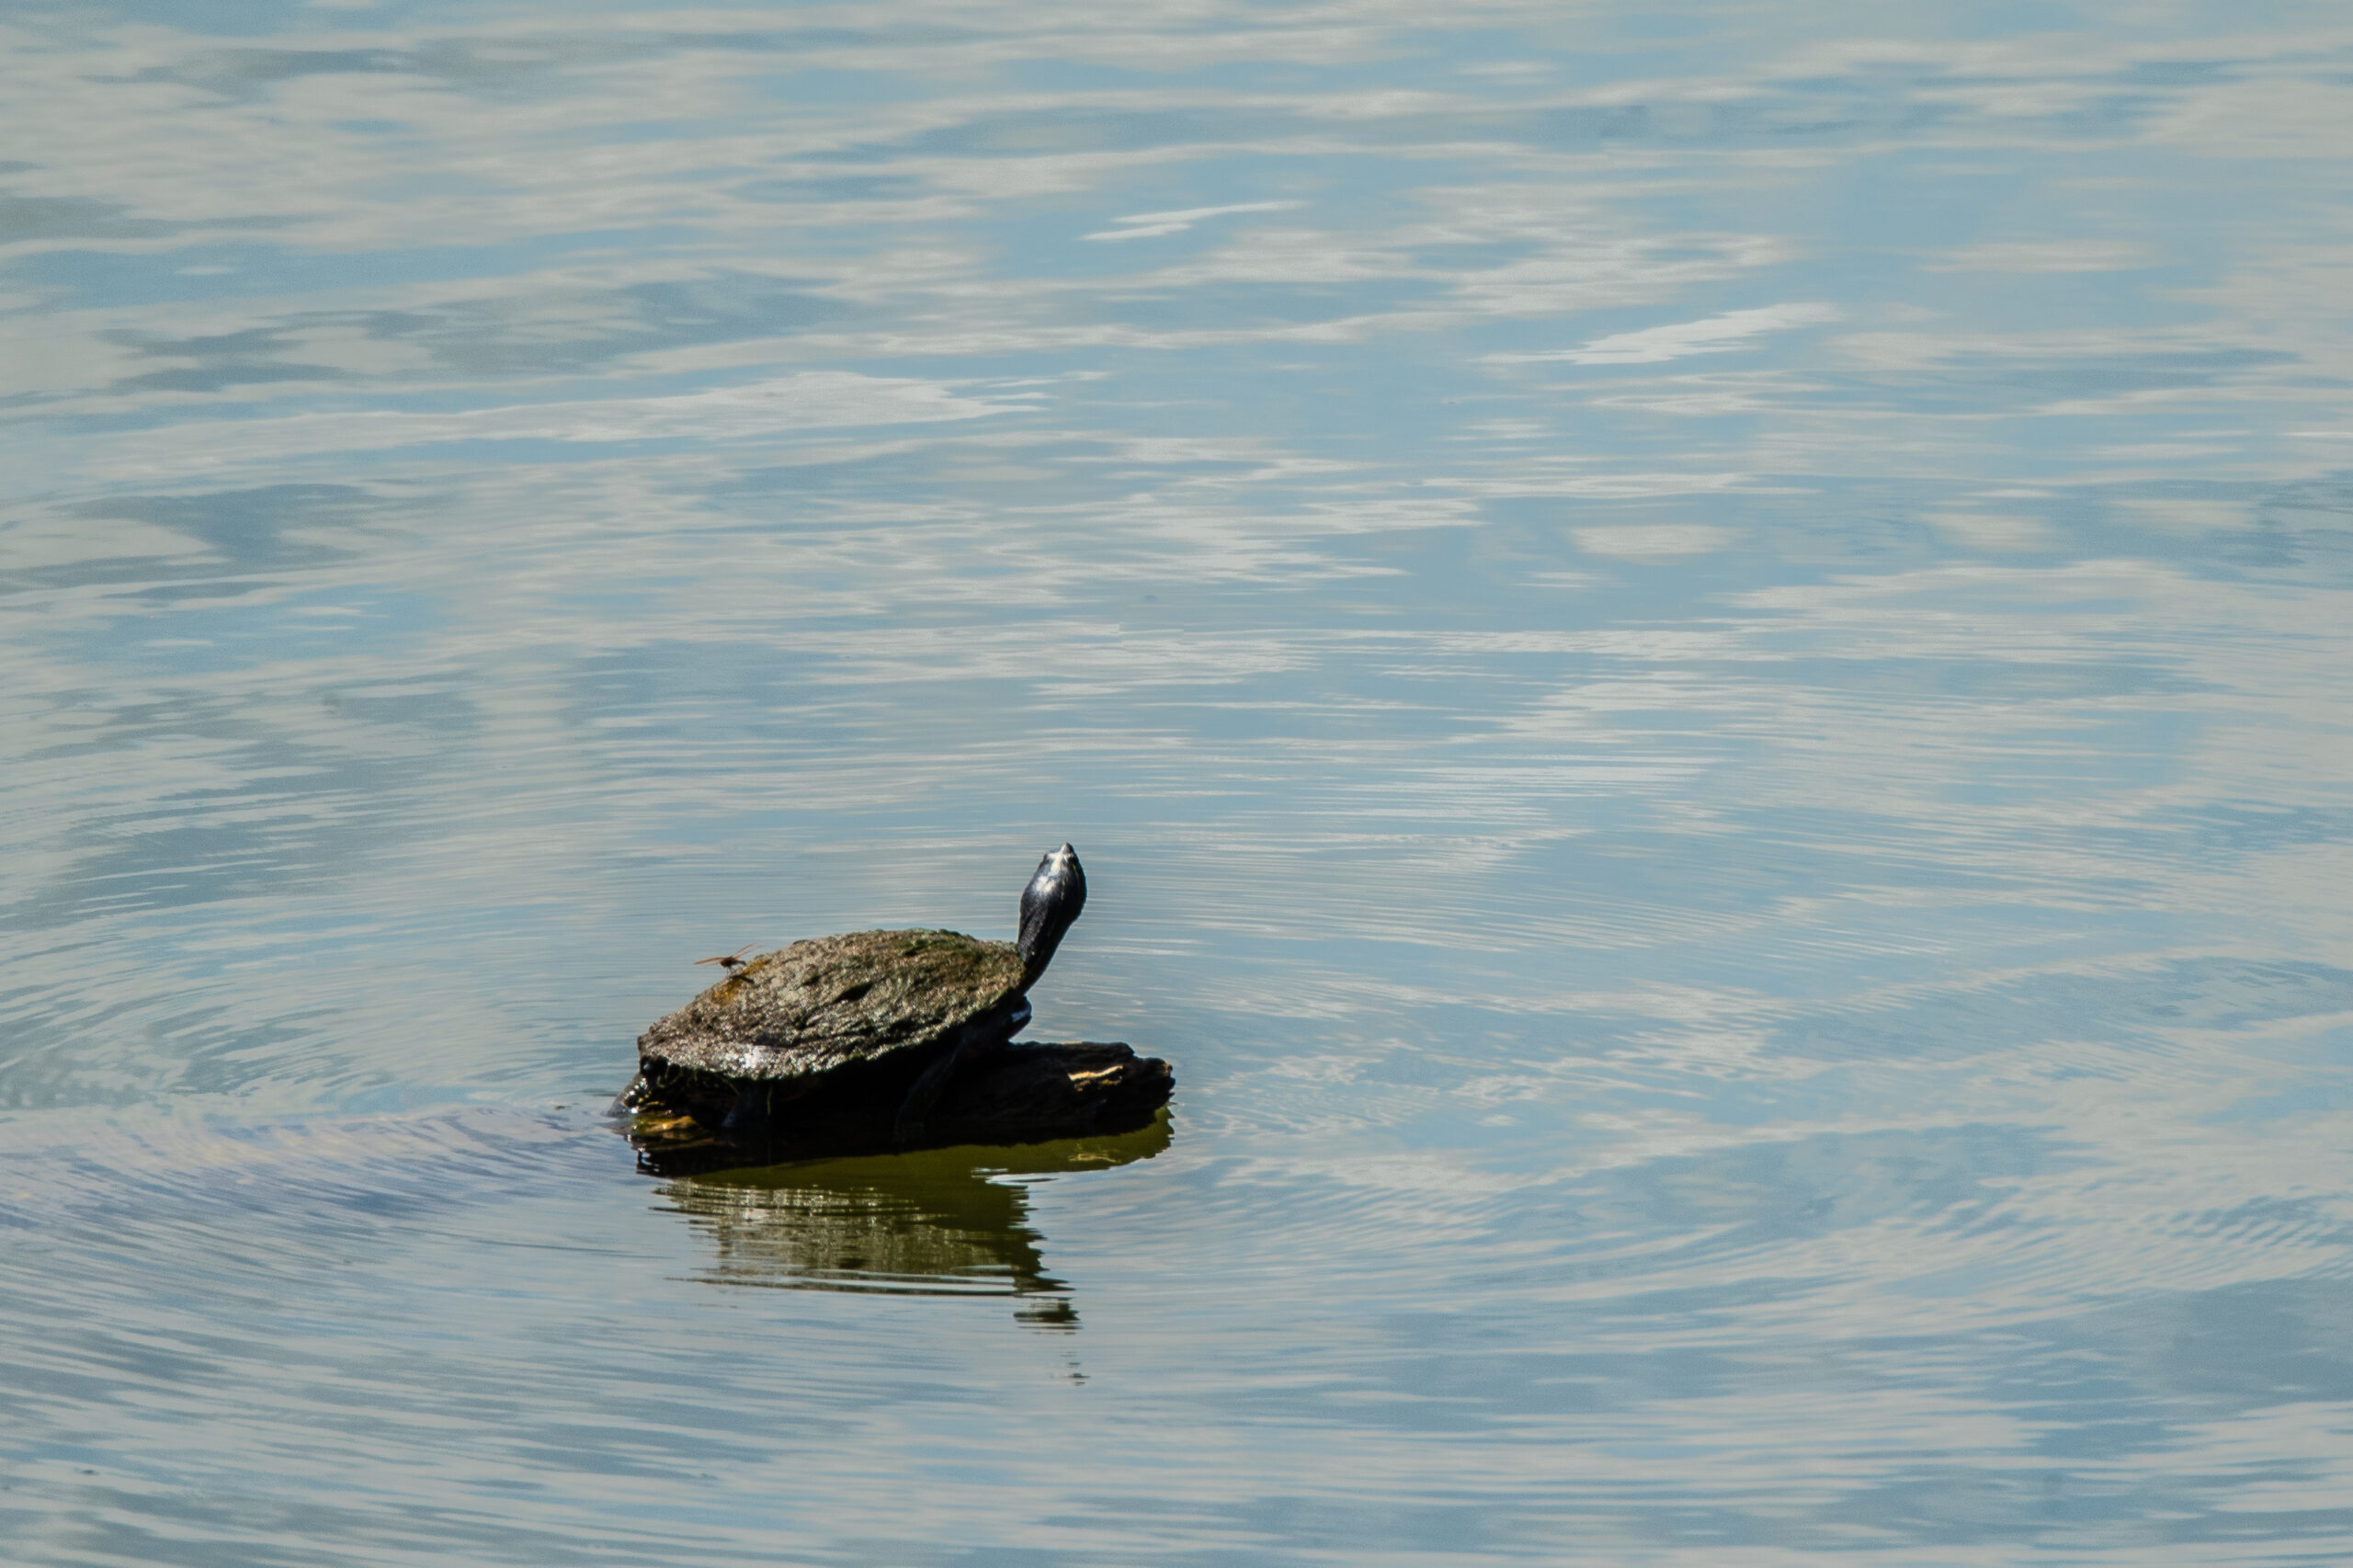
[622,845,1173,1161]
[655,1118,1173,1329]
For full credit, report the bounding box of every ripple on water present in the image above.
[6,1,2353,1562]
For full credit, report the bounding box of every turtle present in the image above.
[626,844,1091,1148]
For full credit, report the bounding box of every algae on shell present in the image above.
[635,927,1030,1085]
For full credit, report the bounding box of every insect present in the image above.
[694,943,759,973]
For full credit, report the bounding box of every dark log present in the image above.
[620,1040,1173,1166]
[924,1041,1172,1147]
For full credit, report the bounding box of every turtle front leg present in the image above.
[892,1037,999,1148]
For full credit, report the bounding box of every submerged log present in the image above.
[620,1039,1174,1165]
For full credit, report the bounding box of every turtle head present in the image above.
[1017,842,1086,987]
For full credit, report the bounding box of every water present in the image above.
[5,1,2352,1562]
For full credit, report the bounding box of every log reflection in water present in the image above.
[644,1115,1171,1322]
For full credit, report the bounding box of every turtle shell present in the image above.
[635,928,1029,1087]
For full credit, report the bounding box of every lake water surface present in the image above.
[6,2,2353,1562]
